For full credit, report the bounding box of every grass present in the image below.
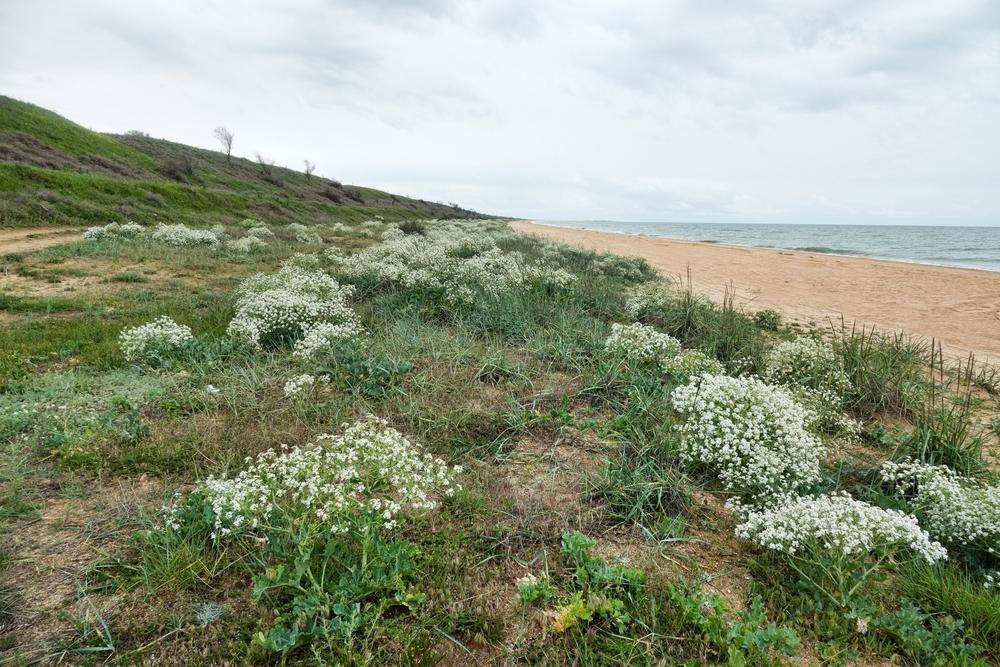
[0,94,487,228]
[0,216,995,665]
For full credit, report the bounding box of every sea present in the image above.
[540,221,1000,272]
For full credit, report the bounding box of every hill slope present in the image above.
[0,95,484,227]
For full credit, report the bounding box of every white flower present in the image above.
[119,316,193,363]
[736,492,947,563]
[166,416,462,538]
[881,459,1000,555]
[226,265,360,350]
[287,223,322,244]
[204,384,220,395]
[82,221,144,241]
[225,236,267,254]
[283,374,315,397]
[671,373,824,502]
[605,322,682,364]
[150,223,223,246]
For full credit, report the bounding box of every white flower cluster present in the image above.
[245,224,275,239]
[150,223,222,246]
[292,321,363,359]
[881,460,1000,555]
[119,316,193,363]
[671,373,824,502]
[226,265,360,350]
[287,222,322,244]
[735,492,947,563]
[662,349,725,377]
[605,322,682,364]
[82,221,144,241]
[764,337,850,396]
[333,221,576,306]
[173,416,462,538]
[225,236,268,254]
[283,373,316,397]
[624,283,675,321]
[985,572,998,590]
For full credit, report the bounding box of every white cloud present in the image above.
[1,0,998,224]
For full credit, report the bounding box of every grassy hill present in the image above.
[0,95,484,227]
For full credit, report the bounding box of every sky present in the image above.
[1,0,999,225]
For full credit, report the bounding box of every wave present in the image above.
[792,246,868,256]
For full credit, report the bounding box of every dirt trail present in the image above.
[0,226,80,253]
[512,221,1000,362]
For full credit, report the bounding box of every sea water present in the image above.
[541,221,1000,272]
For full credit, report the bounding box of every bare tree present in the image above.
[304,160,316,181]
[213,126,235,164]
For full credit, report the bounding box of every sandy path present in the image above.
[0,226,80,253]
[512,221,1000,362]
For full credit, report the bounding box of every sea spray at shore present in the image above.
[540,221,1000,271]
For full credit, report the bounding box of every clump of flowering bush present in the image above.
[226,265,359,350]
[119,316,194,364]
[225,236,267,254]
[736,492,947,563]
[661,349,724,378]
[736,492,947,608]
[763,336,859,437]
[292,321,364,359]
[624,283,675,321]
[166,416,462,539]
[283,373,316,397]
[881,459,1000,558]
[83,221,143,241]
[286,222,322,244]
[604,322,681,365]
[332,220,576,307]
[245,223,275,239]
[671,373,824,503]
[150,223,221,246]
[764,337,849,392]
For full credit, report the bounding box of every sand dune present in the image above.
[512,221,1000,362]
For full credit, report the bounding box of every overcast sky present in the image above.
[2,1,999,225]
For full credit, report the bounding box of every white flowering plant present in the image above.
[226,265,360,350]
[286,222,322,244]
[332,220,577,309]
[763,336,859,437]
[166,416,462,540]
[881,459,1000,563]
[119,316,194,365]
[225,236,268,254]
[604,322,682,366]
[82,221,144,241]
[671,373,825,503]
[150,223,222,246]
[165,417,462,656]
[736,492,947,608]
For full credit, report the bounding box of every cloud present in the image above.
[1,0,998,224]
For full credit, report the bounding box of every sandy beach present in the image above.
[512,221,1000,362]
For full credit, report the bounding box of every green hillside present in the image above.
[0,95,484,227]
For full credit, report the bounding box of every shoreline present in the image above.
[530,220,1000,274]
[511,220,1000,362]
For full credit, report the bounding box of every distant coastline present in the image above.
[512,220,1000,361]
[534,219,1000,272]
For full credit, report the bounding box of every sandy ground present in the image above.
[512,221,1000,362]
[0,226,80,253]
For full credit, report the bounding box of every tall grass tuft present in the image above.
[832,320,930,420]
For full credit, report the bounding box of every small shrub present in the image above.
[671,373,824,503]
[119,316,194,365]
[753,309,782,331]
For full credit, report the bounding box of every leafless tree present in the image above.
[213,126,235,164]
[304,160,316,181]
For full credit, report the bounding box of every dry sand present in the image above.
[512,220,1000,362]
[0,226,79,253]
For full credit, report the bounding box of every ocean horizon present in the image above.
[538,220,1000,272]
